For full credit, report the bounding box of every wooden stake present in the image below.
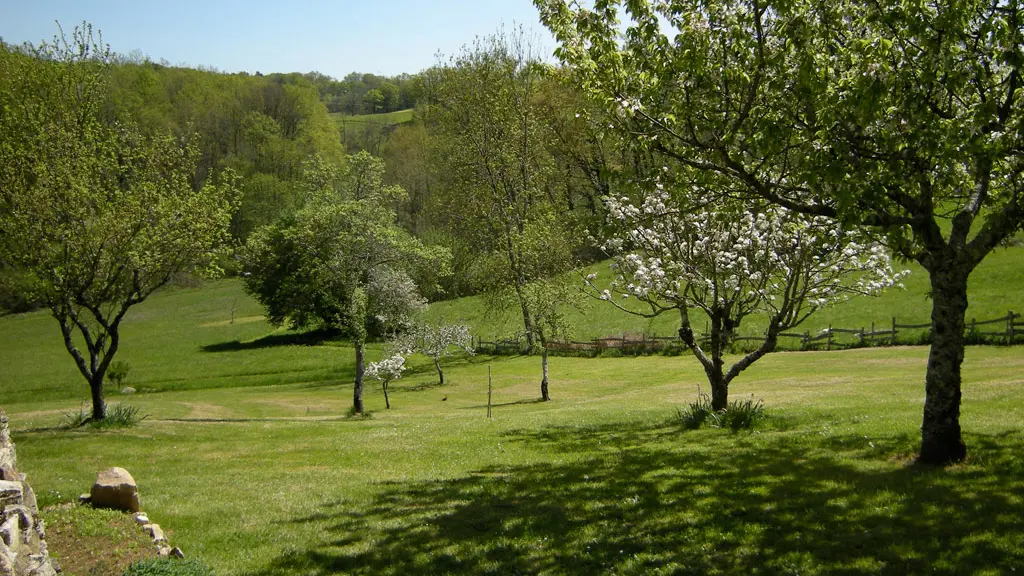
[487,365,493,419]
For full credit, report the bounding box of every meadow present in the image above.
[1,251,1023,574]
[329,109,415,133]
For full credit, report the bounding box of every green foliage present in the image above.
[0,23,239,420]
[106,361,131,388]
[678,388,766,432]
[123,558,215,576]
[61,402,145,429]
[243,151,446,335]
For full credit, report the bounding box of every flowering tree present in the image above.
[398,322,475,386]
[244,151,449,414]
[537,0,1024,465]
[588,185,903,410]
[365,354,406,410]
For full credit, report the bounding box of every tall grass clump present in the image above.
[678,387,766,431]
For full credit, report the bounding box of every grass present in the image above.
[1,251,1023,574]
[43,503,157,575]
[427,243,1024,343]
[330,109,415,132]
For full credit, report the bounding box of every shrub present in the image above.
[123,558,214,576]
[60,403,146,429]
[677,388,766,431]
[106,361,131,388]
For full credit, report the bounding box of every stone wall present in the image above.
[0,409,57,576]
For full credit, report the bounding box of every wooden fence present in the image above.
[474,311,1023,355]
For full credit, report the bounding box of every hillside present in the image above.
[426,244,1024,343]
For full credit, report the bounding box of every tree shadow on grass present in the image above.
[248,422,1024,576]
[201,328,342,352]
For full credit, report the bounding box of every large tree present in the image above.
[424,31,583,400]
[243,152,449,413]
[537,0,1024,465]
[0,25,239,420]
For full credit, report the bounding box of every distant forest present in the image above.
[0,35,613,312]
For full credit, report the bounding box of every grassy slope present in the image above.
[427,243,1024,342]
[5,347,1024,575]
[329,109,414,130]
[0,247,1022,574]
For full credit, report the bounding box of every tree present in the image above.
[0,25,238,420]
[424,30,583,400]
[365,353,406,410]
[397,322,475,385]
[243,151,449,413]
[590,184,902,410]
[537,0,1024,464]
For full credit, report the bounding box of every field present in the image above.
[329,109,415,132]
[1,256,1023,574]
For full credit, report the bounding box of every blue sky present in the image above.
[0,0,555,78]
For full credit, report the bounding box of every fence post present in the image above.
[891,317,897,345]
[803,330,810,350]
[487,365,492,419]
[1009,311,1016,345]
[827,325,833,351]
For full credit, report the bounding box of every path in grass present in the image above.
[6,346,1024,575]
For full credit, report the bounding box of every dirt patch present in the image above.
[43,503,155,576]
[176,402,236,420]
[199,315,265,327]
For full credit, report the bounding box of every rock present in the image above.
[0,482,22,508]
[170,547,185,559]
[0,468,17,482]
[78,493,91,505]
[120,387,136,395]
[89,467,140,512]
[156,545,171,557]
[143,523,165,543]
[21,483,37,514]
[134,513,149,525]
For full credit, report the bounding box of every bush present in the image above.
[106,361,131,388]
[61,403,147,429]
[123,558,214,576]
[677,388,766,431]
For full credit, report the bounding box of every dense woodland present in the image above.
[0,33,609,311]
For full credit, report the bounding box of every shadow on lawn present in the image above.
[201,328,342,352]
[248,422,1024,576]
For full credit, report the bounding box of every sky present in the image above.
[0,0,557,78]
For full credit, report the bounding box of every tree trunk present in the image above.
[434,358,444,385]
[708,365,728,411]
[382,381,391,409]
[540,347,550,401]
[90,373,107,421]
[919,266,969,465]
[353,339,365,414]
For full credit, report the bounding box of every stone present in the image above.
[0,514,19,549]
[134,513,149,525]
[89,467,140,512]
[120,387,136,395]
[0,482,22,508]
[156,545,171,558]
[21,484,36,514]
[143,523,165,543]
[78,494,91,505]
[170,547,185,559]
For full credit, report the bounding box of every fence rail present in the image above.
[474,311,1022,356]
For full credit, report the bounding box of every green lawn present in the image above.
[428,243,1024,343]
[330,109,415,131]
[1,256,1023,575]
